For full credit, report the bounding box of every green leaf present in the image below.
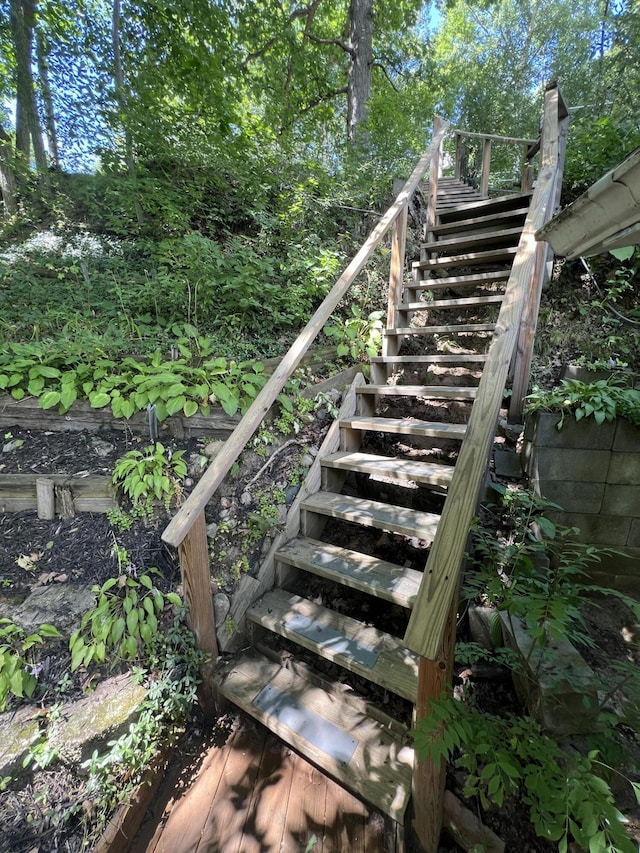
[166,394,187,416]
[89,391,111,409]
[165,592,182,607]
[183,399,198,417]
[610,246,634,261]
[40,390,61,409]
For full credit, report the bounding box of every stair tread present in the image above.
[276,536,422,608]
[400,295,504,310]
[385,323,495,335]
[370,354,488,363]
[340,416,467,439]
[248,589,419,702]
[413,270,509,289]
[322,450,455,486]
[213,650,414,821]
[356,384,478,399]
[437,190,532,218]
[302,491,441,541]
[421,226,522,253]
[414,247,518,270]
[429,207,529,236]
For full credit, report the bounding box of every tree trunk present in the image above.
[0,123,18,216]
[10,0,48,173]
[36,28,59,168]
[112,0,144,226]
[347,0,374,142]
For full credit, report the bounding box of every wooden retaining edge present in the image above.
[0,473,115,514]
[94,748,170,853]
[0,348,345,439]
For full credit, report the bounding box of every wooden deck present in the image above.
[131,714,397,853]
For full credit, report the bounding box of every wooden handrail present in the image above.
[452,129,538,146]
[162,120,450,551]
[404,85,567,661]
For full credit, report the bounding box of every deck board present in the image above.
[135,715,394,853]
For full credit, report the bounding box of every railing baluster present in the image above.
[480,136,492,196]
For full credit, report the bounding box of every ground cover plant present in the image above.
[413,486,640,852]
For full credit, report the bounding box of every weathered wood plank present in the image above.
[275,537,422,609]
[248,589,419,700]
[321,451,455,487]
[178,512,218,716]
[301,492,440,542]
[0,473,115,514]
[339,417,467,440]
[214,653,414,821]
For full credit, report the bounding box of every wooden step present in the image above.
[213,650,414,821]
[247,589,419,702]
[370,354,488,365]
[275,536,422,609]
[400,295,504,311]
[430,207,529,237]
[384,323,495,336]
[412,270,509,291]
[356,384,478,399]
[437,191,532,221]
[322,450,455,487]
[421,226,522,255]
[340,416,467,440]
[301,492,441,541]
[414,246,517,271]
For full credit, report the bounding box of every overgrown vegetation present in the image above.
[413,487,640,852]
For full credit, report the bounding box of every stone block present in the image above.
[550,512,631,546]
[607,452,640,485]
[523,413,615,450]
[629,519,640,548]
[50,673,146,766]
[0,707,42,778]
[493,449,523,480]
[524,447,610,483]
[602,484,640,516]
[531,479,604,514]
[500,614,599,735]
[613,419,640,452]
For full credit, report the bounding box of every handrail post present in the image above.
[178,510,219,716]
[480,137,491,196]
[425,115,444,251]
[383,201,408,358]
[521,142,533,191]
[454,133,462,180]
[509,84,569,422]
[412,596,457,852]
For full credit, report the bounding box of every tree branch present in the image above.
[374,61,400,91]
[306,33,354,56]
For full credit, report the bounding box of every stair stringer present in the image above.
[216,372,367,653]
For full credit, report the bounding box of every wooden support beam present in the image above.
[480,137,491,197]
[383,202,408,358]
[178,511,218,716]
[454,134,462,180]
[411,596,457,852]
[36,477,55,520]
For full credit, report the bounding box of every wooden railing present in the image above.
[405,83,568,851]
[452,129,539,196]
[161,120,450,690]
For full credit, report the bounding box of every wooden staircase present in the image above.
[163,87,568,850]
[213,183,532,830]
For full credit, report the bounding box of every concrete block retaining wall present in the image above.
[521,412,640,592]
